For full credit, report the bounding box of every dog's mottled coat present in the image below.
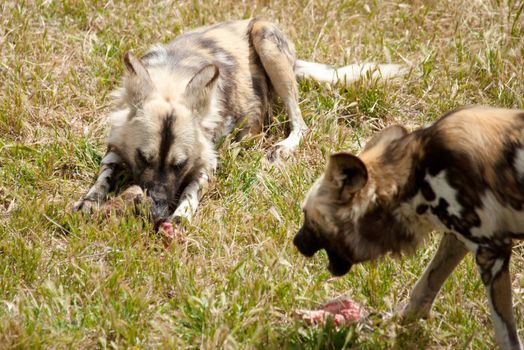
[74,18,402,226]
[295,106,524,350]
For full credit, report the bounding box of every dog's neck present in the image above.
[362,132,422,202]
[359,132,433,253]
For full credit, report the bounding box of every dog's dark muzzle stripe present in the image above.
[293,225,323,257]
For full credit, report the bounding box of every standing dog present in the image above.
[294,106,523,349]
[74,18,402,227]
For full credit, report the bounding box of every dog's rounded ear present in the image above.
[124,52,151,80]
[325,152,368,200]
[183,64,219,116]
[123,51,153,106]
[361,125,408,153]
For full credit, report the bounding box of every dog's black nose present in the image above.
[293,225,322,257]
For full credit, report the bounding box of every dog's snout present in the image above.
[147,185,167,202]
[151,202,169,221]
[293,225,322,257]
[145,183,170,226]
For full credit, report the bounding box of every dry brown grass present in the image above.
[1,0,523,348]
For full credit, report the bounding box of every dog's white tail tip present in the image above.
[295,60,406,86]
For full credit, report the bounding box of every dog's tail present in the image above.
[294,60,405,86]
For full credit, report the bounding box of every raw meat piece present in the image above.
[294,297,361,327]
[159,221,186,247]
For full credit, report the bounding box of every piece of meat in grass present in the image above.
[159,221,186,247]
[294,297,362,326]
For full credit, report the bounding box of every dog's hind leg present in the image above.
[402,233,467,320]
[475,245,522,350]
[73,150,124,213]
[250,20,308,161]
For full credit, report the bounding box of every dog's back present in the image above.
[136,20,273,139]
[396,106,524,246]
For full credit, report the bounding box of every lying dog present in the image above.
[294,106,523,349]
[74,18,402,227]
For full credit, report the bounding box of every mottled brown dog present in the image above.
[295,106,523,349]
[74,18,402,227]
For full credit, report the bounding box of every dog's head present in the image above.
[107,52,219,226]
[294,126,412,276]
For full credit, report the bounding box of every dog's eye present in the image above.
[171,159,188,172]
[136,149,151,168]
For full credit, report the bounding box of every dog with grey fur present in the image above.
[294,106,523,349]
[74,18,402,227]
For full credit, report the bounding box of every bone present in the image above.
[98,185,145,216]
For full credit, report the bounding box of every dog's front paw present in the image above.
[266,143,294,162]
[72,198,98,214]
[171,200,194,224]
[398,301,431,323]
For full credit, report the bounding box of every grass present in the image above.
[1,0,524,348]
